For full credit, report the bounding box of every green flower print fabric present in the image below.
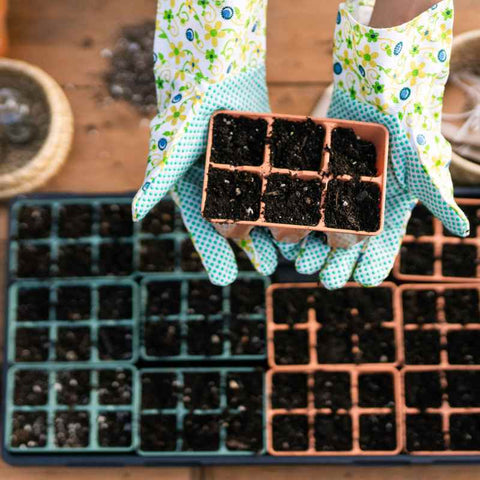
[296,0,469,289]
[133,0,284,286]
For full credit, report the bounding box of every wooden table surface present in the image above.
[1,0,480,478]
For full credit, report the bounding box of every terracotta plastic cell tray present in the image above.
[394,199,480,282]
[266,366,402,456]
[201,111,389,245]
[267,282,401,369]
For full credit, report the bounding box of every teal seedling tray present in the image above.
[140,275,269,361]
[5,364,138,452]
[138,367,265,456]
[7,279,139,364]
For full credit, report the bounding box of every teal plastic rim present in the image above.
[140,273,270,361]
[7,278,139,364]
[137,367,266,456]
[5,364,139,453]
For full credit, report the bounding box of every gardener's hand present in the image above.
[296,0,469,289]
[132,0,282,286]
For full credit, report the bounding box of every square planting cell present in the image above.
[202,111,388,241]
[139,368,264,455]
[267,367,401,456]
[267,283,399,368]
[395,199,480,281]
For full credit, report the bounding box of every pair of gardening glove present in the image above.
[133,0,469,288]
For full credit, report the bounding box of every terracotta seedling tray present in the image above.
[201,111,389,247]
[266,282,402,369]
[394,199,480,282]
[266,366,403,456]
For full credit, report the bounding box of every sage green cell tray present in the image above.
[8,279,139,364]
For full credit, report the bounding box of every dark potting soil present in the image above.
[56,370,91,406]
[188,280,223,315]
[324,180,380,232]
[359,414,396,451]
[358,373,394,408]
[17,206,51,239]
[211,114,267,167]
[406,204,434,237]
[263,174,322,226]
[314,414,352,451]
[357,327,395,363]
[227,371,263,410]
[55,412,89,448]
[450,415,480,450]
[17,244,50,277]
[187,319,224,356]
[147,281,181,317]
[14,370,48,406]
[442,244,477,277]
[99,242,134,275]
[273,288,316,325]
[140,239,175,272]
[229,240,255,271]
[404,330,441,365]
[15,327,49,362]
[405,371,442,409]
[406,414,445,451]
[98,326,133,360]
[203,169,262,222]
[56,327,91,361]
[274,330,310,365]
[230,319,265,355]
[400,243,435,275]
[98,369,132,405]
[140,414,177,451]
[183,414,221,451]
[58,245,92,277]
[11,412,47,448]
[446,371,480,407]
[17,287,50,321]
[272,415,309,451]
[144,321,181,357]
[56,286,91,321]
[329,127,377,177]
[272,373,308,409]
[269,118,325,171]
[99,285,132,319]
[444,289,479,324]
[313,371,351,409]
[98,412,132,447]
[226,412,263,452]
[105,21,157,115]
[100,204,133,237]
[447,331,480,364]
[231,279,265,314]
[141,201,175,234]
[0,72,50,174]
[58,204,93,238]
[444,206,479,238]
[316,327,354,364]
[183,372,220,410]
[402,289,437,324]
[141,372,178,409]
[181,239,204,272]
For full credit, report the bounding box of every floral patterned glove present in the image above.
[295,0,469,289]
[132,0,282,286]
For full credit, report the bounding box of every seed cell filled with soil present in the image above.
[313,371,351,409]
[181,239,203,272]
[329,127,377,177]
[146,281,181,317]
[316,327,354,364]
[447,331,480,364]
[15,327,50,362]
[203,169,262,222]
[211,114,267,167]
[11,412,47,448]
[99,242,134,275]
[230,319,265,355]
[100,204,133,237]
[98,369,132,405]
[272,288,315,325]
[141,201,175,234]
[359,414,396,451]
[450,415,480,450]
[442,244,477,278]
[406,414,445,451]
[274,330,310,365]
[99,285,132,319]
[271,373,308,409]
[140,239,175,272]
[58,244,92,277]
[231,279,265,315]
[56,327,91,361]
[400,243,435,275]
[98,326,133,360]
[186,319,224,356]
[17,287,50,321]
[357,327,395,363]
[141,372,178,409]
[144,321,181,357]
[358,373,394,408]
[402,289,437,324]
[56,286,91,321]
[17,244,50,277]
[270,119,325,171]
[314,414,352,451]
[98,412,132,448]
[58,204,93,238]
[404,330,441,365]
[17,206,51,239]
[263,175,322,226]
[227,371,263,410]
[14,370,48,406]
[183,372,220,410]
[140,414,177,452]
[405,371,442,409]
[406,204,434,237]
[272,415,309,452]
[188,280,223,315]
[324,180,380,232]
[446,371,480,407]
[55,411,90,448]
[444,289,479,324]
[226,412,263,452]
[56,370,91,406]
[183,414,221,451]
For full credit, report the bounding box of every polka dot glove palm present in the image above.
[132,0,282,285]
[296,0,469,289]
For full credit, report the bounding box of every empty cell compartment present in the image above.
[141,371,178,410]
[140,414,177,452]
[16,287,50,321]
